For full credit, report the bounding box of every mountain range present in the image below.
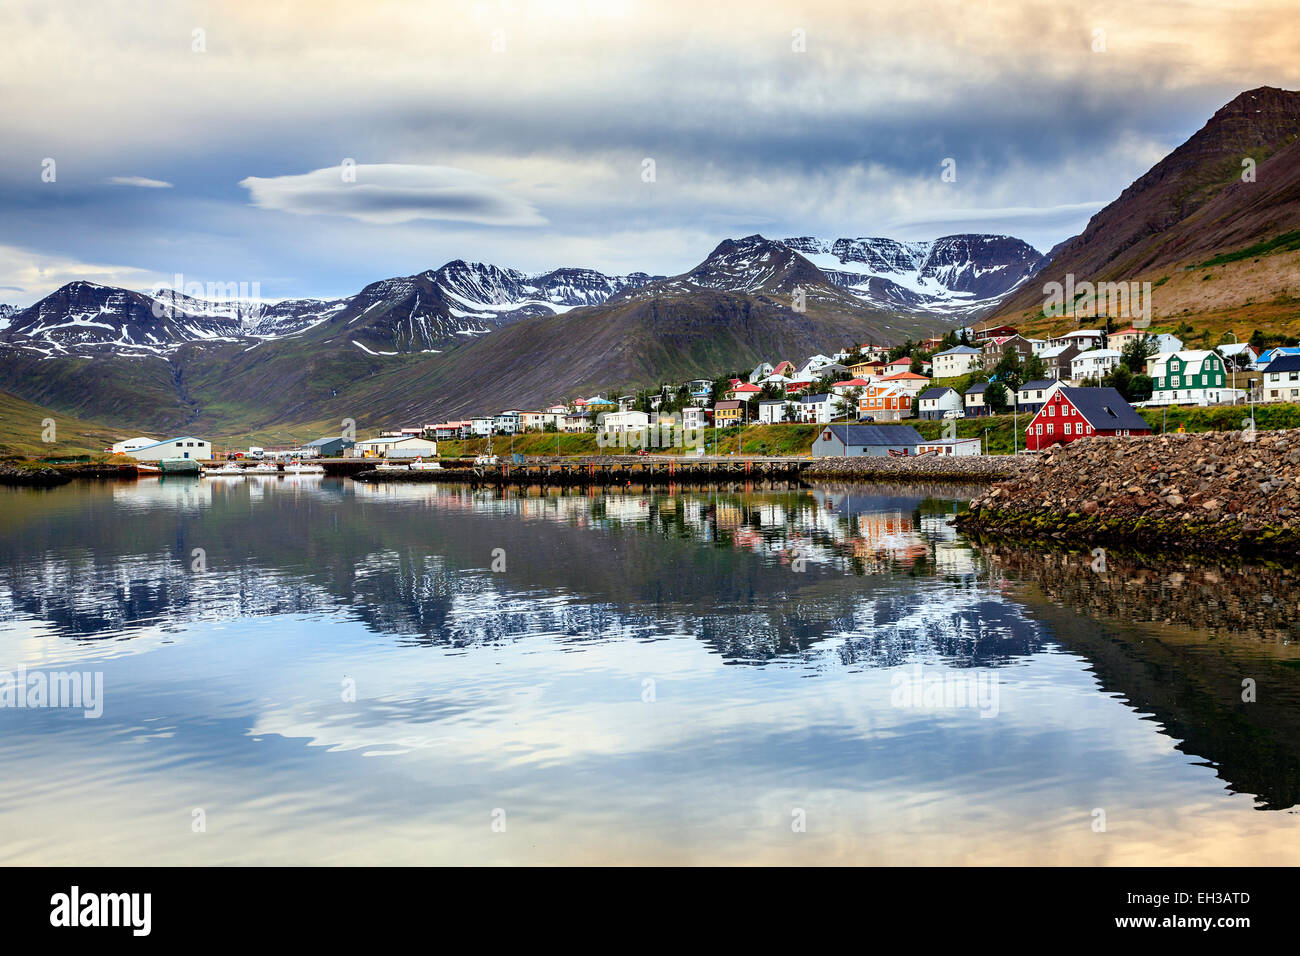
[1,86,1296,443]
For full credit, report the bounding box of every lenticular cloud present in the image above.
[239,164,545,226]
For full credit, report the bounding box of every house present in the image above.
[122,436,211,461]
[812,423,925,457]
[1038,343,1080,380]
[1027,338,1050,355]
[684,379,714,401]
[713,400,746,425]
[562,411,593,432]
[916,437,982,456]
[878,371,931,395]
[1217,343,1259,370]
[783,380,812,395]
[600,410,651,433]
[829,377,872,396]
[772,361,796,378]
[1109,328,1184,355]
[429,422,472,440]
[859,383,914,421]
[931,345,983,378]
[796,354,837,379]
[1146,350,1229,404]
[748,362,775,383]
[492,410,524,434]
[982,334,1035,365]
[470,417,494,437]
[680,407,707,430]
[519,411,547,431]
[916,386,963,420]
[725,382,762,401]
[963,381,990,417]
[849,358,889,379]
[1051,329,1105,350]
[798,393,836,424]
[110,436,158,454]
[1261,354,1300,403]
[301,436,354,458]
[758,400,794,424]
[1256,347,1300,368]
[1070,348,1122,382]
[973,324,1019,341]
[1025,387,1151,451]
[1015,379,1060,414]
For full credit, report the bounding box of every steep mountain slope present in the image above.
[990,86,1300,332]
[782,234,1042,316]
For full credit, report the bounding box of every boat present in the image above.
[202,462,246,477]
[135,463,162,476]
[283,461,325,475]
[409,457,441,471]
[159,458,201,474]
[243,463,283,475]
[376,460,409,471]
[474,454,498,466]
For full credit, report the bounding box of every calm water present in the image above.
[1,476,1298,865]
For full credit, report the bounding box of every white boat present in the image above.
[409,457,441,471]
[376,461,409,471]
[243,463,283,475]
[203,462,246,477]
[283,461,325,475]
[474,454,498,466]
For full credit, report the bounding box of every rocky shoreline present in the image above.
[955,430,1300,555]
[0,461,73,487]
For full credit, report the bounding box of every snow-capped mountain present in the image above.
[336,261,661,354]
[0,233,1038,357]
[780,234,1043,316]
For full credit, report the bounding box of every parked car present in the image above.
[942,409,963,420]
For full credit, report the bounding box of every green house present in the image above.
[1147,350,1228,404]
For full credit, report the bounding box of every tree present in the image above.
[993,346,1024,394]
[1023,354,1046,382]
[708,376,731,406]
[1120,335,1158,374]
[835,387,862,421]
[1100,363,1133,399]
[1129,374,1154,403]
[985,381,1009,413]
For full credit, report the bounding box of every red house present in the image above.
[1025,386,1151,451]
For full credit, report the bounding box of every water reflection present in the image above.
[1,479,1298,864]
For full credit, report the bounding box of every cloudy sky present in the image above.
[2,0,1296,305]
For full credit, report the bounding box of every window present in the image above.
[1064,423,1072,435]
[1047,424,1054,435]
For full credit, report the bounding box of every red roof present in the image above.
[730,383,761,393]
[887,357,912,366]
[881,372,930,381]
[835,377,871,387]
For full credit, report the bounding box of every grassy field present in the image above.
[0,390,125,457]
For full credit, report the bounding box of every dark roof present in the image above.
[1019,379,1054,391]
[1056,387,1149,431]
[1264,355,1300,373]
[304,436,352,447]
[917,387,955,400]
[965,382,989,394]
[820,424,924,447]
[713,400,744,410]
[800,393,831,403]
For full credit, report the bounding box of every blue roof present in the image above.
[965,382,989,393]
[934,345,982,356]
[800,393,831,403]
[917,387,956,400]
[134,436,207,451]
[820,424,924,447]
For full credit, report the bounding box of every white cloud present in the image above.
[105,176,173,188]
[238,164,546,226]
[0,244,165,307]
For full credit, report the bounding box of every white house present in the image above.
[599,410,651,433]
[111,436,158,454]
[915,437,982,456]
[1217,343,1259,369]
[1260,355,1300,403]
[1015,379,1061,413]
[916,387,963,420]
[1052,329,1105,350]
[470,417,494,437]
[493,410,522,434]
[758,400,794,424]
[798,393,836,424]
[1070,348,1122,381]
[680,407,707,430]
[930,345,983,378]
[123,437,210,461]
[748,362,775,383]
[355,436,401,456]
[796,354,836,379]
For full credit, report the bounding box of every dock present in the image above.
[351,455,812,486]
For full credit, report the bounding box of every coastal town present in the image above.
[105,321,1300,465]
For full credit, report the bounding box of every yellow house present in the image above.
[713,400,745,424]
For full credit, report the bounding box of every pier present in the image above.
[351,455,813,486]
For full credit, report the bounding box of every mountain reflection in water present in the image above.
[0,478,1297,865]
